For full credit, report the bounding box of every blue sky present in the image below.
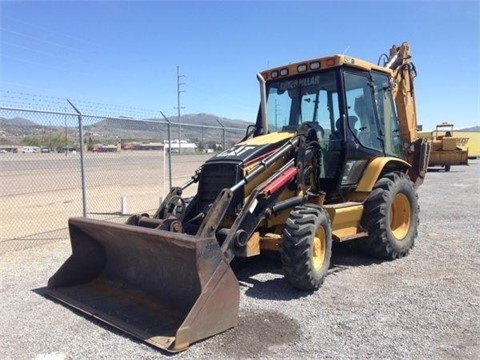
[1,1,478,130]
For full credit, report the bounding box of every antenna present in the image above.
[342,46,350,55]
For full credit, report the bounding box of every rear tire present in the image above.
[359,172,419,259]
[281,204,332,291]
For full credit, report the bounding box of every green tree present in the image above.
[21,136,41,147]
[21,131,74,150]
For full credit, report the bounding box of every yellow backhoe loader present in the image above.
[46,42,431,352]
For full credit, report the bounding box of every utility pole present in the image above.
[175,66,185,154]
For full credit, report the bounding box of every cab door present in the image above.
[339,70,384,189]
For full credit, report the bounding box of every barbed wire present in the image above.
[0,89,173,120]
[0,90,248,136]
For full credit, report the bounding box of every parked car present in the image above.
[22,146,40,153]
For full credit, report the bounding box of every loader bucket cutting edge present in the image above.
[45,217,240,352]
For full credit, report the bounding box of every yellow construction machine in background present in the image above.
[422,122,469,171]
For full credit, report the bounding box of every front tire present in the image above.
[359,172,419,259]
[281,204,332,291]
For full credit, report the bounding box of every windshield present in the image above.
[265,70,340,135]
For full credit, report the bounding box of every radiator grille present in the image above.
[197,162,243,214]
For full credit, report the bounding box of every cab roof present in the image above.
[260,54,391,81]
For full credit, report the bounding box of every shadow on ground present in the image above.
[232,242,382,301]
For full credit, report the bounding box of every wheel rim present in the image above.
[312,226,326,270]
[389,193,411,240]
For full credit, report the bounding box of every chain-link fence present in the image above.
[0,91,247,253]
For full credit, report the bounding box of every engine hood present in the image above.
[206,131,295,165]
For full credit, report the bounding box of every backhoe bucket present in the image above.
[46,217,240,352]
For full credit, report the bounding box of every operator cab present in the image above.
[255,56,404,199]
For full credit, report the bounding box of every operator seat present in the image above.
[354,95,374,147]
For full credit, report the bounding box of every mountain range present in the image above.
[0,113,254,144]
[0,114,478,146]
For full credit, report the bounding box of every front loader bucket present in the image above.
[46,217,239,352]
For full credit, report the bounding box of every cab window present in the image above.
[343,72,383,152]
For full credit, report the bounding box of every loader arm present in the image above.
[221,160,298,262]
[220,132,322,262]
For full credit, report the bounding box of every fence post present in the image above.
[223,127,226,151]
[216,119,226,151]
[160,112,173,191]
[67,99,88,217]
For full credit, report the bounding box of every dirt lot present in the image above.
[0,152,207,248]
[0,160,479,360]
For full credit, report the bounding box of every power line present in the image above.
[2,15,111,51]
[1,40,91,66]
[0,27,86,54]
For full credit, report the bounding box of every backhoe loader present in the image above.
[46,42,431,352]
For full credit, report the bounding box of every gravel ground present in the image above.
[1,160,479,360]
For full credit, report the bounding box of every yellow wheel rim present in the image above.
[390,193,411,240]
[312,226,326,271]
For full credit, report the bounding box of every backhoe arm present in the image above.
[386,42,431,187]
[387,42,418,145]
